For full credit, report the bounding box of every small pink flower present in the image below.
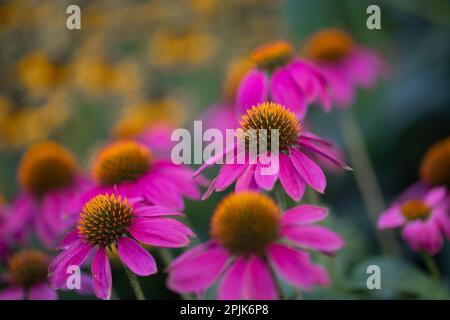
[167,192,344,299]
[3,141,91,247]
[378,186,450,255]
[302,28,387,108]
[86,140,203,211]
[49,193,194,300]
[196,102,351,201]
[237,41,330,119]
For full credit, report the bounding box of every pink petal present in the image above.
[218,257,246,300]
[167,244,229,293]
[267,243,330,289]
[235,164,257,192]
[28,283,57,300]
[236,70,268,115]
[281,204,328,226]
[118,237,157,276]
[279,153,306,201]
[402,220,444,255]
[130,217,193,248]
[133,205,183,217]
[0,287,24,300]
[271,67,307,118]
[298,138,352,170]
[282,225,345,254]
[289,148,326,193]
[59,230,80,249]
[215,162,248,191]
[92,248,112,300]
[242,255,277,300]
[143,180,184,210]
[254,155,279,191]
[378,206,406,229]
[424,187,447,208]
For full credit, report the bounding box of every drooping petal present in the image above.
[218,257,246,300]
[279,153,306,201]
[58,230,80,249]
[298,138,352,170]
[289,148,326,193]
[424,187,447,208]
[378,206,406,229]
[215,162,248,191]
[236,70,268,115]
[133,205,183,217]
[167,244,229,294]
[28,283,57,300]
[402,220,444,255]
[118,237,157,276]
[242,255,277,300]
[281,205,328,226]
[143,180,184,210]
[267,243,330,289]
[130,217,193,248]
[254,154,279,191]
[282,225,345,254]
[92,248,112,300]
[271,67,307,119]
[235,164,257,192]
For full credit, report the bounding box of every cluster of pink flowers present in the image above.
[2,27,446,301]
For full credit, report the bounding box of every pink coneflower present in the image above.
[0,250,57,300]
[3,141,90,247]
[196,102,351,201]
[378,186,449,255]
[49,193,194,300]
[86,140,202,210]
[302,28,387,108]
[167,192,344,299]
[236,41,330,119]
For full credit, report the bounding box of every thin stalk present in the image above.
[123,264,145,300]
[339,110,400,256]
[421,252,441,281]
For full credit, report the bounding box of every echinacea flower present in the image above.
[3,141,90,247]
[167,192,344,299]
[378,186,449,255]
[49,193,194,300]
[236,41,330,119]
[87,140,202,210]
[420,137,450,192]
[302,28,387,108]
[196,102,351,201]
[0,250,56,300]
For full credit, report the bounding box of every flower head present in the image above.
[378,186,449,255]
[0,249,56,300]
[49,193,194,300]
[87,140,202,210]
[167,192,344,299]
[196,102,351,201]
[420,137,450,188]
[302,28,387,108]
[237,41,330,119]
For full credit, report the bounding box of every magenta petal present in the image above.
[254,155,279,191]
[289,148,326,193]
[267,243,330,289]
[271,67,307,118]
[242,255,277,300]
[281,205,328,226]
[236,70,268,114]
[298,138,352,170]
[424,187,447,207]
[133,205,183,217]
[215,162,248,191]
[28,283,57,300]
[378,206,406,229]
[235,164,257,192]
[92,248,112,300]
[118,237,157,276]
[282,225,345,254]
[143,181,184,210]
[130,217,193,248]
[279,153,306,201]
[167,244,229,294]
[59,230,79,249]
[0,287,24,300]
[402,220,444,255]
[218,257,246,300]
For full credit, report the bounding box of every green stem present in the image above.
[123,264,145,300]
[339,110,401,256]
[421,252,441,280]
[274,183,287,210]
[159,248,193,300]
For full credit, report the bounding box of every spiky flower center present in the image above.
[401,200,430,220]
[239,102,301,153]
[8,250,49,288]
[420,137,450,187]
[93,140,152,186]
[78,194,133,247]
[250,41,293,72]
[18,141,77,197]
[303,29,354,62]
[211,192,280,255]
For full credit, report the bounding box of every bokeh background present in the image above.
[0,0,449,299]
